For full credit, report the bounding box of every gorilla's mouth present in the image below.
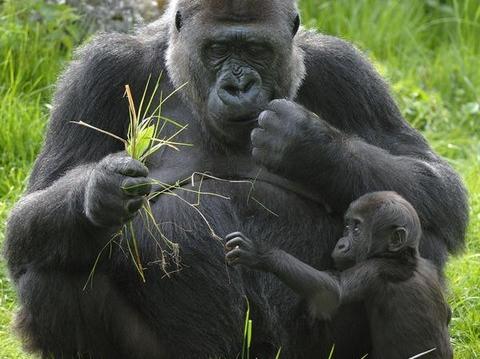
[226,112,260,124]
[207,85,268,126]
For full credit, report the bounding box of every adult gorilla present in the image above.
[5,0,467,358]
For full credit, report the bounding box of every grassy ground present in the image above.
[0,0,479,357]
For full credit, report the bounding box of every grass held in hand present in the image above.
[73,75,190,283]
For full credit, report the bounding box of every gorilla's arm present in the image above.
[4,33,155,275]
[5,155,151,276]
[225,232,341,316]
[225,232,381,318]
[3,33,163,356]
[253,33,468,261]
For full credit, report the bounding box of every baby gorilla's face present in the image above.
[332,192,420,270]
[331,220,362,270]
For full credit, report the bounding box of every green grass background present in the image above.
[0,0,479,357]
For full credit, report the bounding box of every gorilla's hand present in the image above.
[225,232,273,271]
[251,99,340,179]
[84,152,152,227]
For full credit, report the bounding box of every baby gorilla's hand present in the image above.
[225,232,271,271]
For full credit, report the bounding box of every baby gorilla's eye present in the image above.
[353,225,361,235]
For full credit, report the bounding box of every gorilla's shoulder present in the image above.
[296,29,376,81]
[297,30,382,86]
[57,21,170,92]
[295,29,397,126]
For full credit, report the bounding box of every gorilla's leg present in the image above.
[15,271,163,359]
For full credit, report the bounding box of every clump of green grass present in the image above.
[74,74,191,282]
[75,77,246,284]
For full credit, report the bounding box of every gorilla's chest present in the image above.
[145,178,341,271]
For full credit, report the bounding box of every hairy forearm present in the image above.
[318,137,430,208]
[5,164,113,275]
[265,249,341,309]
[304,134,467,250]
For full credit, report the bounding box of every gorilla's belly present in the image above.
[107,179,343,355]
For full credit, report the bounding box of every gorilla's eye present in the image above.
[245,44,272,60]
[175,11,183,32]
[207,43,229,59]
[292,14,300,37]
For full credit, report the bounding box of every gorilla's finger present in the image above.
[126,198,145,214]
[226,237,247,250]
[250,128,268,148]
[122,177,152,196]
[109,157,149,177]
[267,98,293,114]
[226,248,247,261]
[257,110,278,130]
[225,232,245,241]
[252,147,267,164]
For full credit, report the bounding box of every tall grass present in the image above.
[0,1,83,357]
[0,0,479,358]
[300,0,480,159]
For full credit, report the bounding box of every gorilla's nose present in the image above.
[217,72,261,106]
[336,239,350,252]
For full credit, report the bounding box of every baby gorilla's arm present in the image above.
[225,232,341,317]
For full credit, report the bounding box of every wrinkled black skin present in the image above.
[4,4,468,359]
[226,192,453,359]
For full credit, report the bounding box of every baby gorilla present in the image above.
[225,191,452,359]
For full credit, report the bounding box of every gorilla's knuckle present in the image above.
[126,198,144,214]
[258,110,276,126]
[251,127,262,139]
[251,128,265,146]
[268,98,291,112]
[252,147,264,161]
[104,156,128,173]
[229,231,243,238]
[257,111,268,125]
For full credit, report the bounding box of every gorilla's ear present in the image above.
[292,14,300,37]
[389,227,407,252]
[175,11,183,32]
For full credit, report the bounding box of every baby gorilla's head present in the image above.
[332,191,422,270]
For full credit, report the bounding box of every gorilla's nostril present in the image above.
[224,85,239,96]
[243,80,255,93]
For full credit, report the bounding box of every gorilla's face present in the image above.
[202,27,276,127]
[166,0,305,146]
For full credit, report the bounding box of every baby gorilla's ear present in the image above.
[388,227,407,252]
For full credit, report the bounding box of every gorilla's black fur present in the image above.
[4,0,467,358]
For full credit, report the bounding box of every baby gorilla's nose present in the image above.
[337,243,347,251]
[335,238,351,253]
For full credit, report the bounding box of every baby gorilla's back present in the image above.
[367,258,452,359]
